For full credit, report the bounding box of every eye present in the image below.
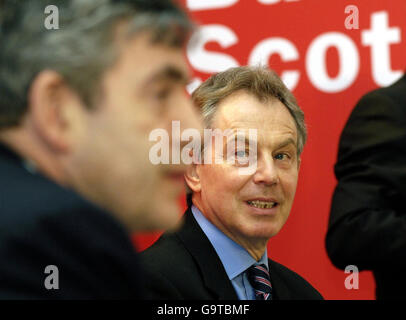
[275,153,289,160]
[231,149,252,166]
[235,150,248,157]
[154,87,171,101]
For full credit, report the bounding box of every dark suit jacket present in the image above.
[141,207,323,300]
[326,75,406,299]
[0,143,142,299]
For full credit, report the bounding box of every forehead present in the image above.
[213,91,297,145]
[112,30,190,82]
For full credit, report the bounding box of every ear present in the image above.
[28,70,84,154]
[297,156,301,170]
[184,149,202,193]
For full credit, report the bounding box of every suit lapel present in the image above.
[268,259,292,300]
[174,207,294,300]
[176,208,238,300]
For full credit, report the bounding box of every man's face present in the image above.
[65,31,202,231]
[195,91,299,246]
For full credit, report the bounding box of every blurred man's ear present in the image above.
[28,70,84,154]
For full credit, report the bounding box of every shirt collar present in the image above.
[191,205,268,281]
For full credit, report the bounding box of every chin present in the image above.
[148,201,183,231]
[245,224,283,240]
[124,200,179,232]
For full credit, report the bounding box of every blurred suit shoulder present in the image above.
[0,143,142,299]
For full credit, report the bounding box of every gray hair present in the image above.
[0,0,193,128]
[192,66,307,156]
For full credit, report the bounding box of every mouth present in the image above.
[246,199,279,210]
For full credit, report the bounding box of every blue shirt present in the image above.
[191,205,269,300]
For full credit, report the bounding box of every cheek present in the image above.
[102,86,155,134]
[280,171,299,200]
[200,166,223,196]
[63,102,91,150]
[201,166,250,202]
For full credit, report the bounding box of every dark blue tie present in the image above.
[247,264,273,300]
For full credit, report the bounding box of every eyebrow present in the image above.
[145,65,190,86]
[230,136,297,149]
[225,133,257,148]
[274,138,297,150]
[223,133,297,151]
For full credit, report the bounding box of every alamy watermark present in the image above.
[149,121,258,175]
[44,5,59,30]
[344,5,359,30]
[44,265,59,290]
[344,265,359,290]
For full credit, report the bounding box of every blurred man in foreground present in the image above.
[141,66,323,300]
[0,0,201,299]
[326,74,406,299]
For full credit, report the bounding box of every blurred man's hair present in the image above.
[0,0,193,128]
[187,66,307,207]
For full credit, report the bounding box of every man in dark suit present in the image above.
[0,0,201,299]
[0,143,144,299]
[141,66,323,300]
[326,74,406,299]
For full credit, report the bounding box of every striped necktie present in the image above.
[247,264,273,300]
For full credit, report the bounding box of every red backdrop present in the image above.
[134,0,406,300]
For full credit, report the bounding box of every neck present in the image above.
[0,127,67,185]
[192,195,268,262]
[238,240,268,261]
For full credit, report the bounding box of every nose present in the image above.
[179,93,203,134]
[252,154,279,186]
[169,90,203,165]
